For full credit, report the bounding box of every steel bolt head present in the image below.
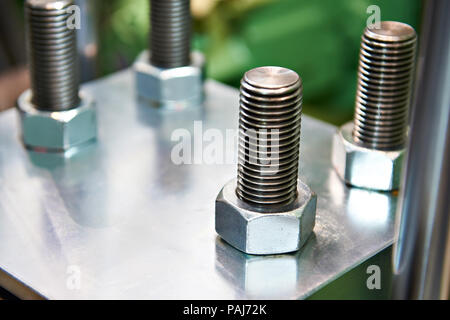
[17,89,97,152]
[215,178,316,255]
[332,122,404,191]
[134,50,205,109]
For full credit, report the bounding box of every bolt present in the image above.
[237,67,302,207]
[17,0,97,152]
[215,67,316,255]
[134,0,204,108]
[353,21,417,150]
[150,0,191,68]
[331,21,417,191]
[26,0,80,111]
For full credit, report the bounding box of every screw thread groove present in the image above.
[237,67,302,207]
[26,0,80,111]
[353,21,417,150]
[150,0,191,68]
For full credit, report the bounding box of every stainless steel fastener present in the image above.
[134,0,204,109]
[17,0,97,152]
[215,66,317,255]
[332,21,417,191]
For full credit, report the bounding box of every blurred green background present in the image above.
[97,0,422,125]
[8,0,422,125]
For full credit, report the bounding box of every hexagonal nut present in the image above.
[133,50,205,109]
[215,178,316,255]
[331,122,404,191]
[17,89,97,152]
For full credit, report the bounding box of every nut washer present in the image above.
[215,178,317,255]
[17,89,97,152]
[134,50,205,109]
[332,122,404,191]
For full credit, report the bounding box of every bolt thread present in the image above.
[237,67,302,207]
[150,0,191,68]
[353,21,417,150]
[25,0,80,111]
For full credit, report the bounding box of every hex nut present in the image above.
[17,89,97,152]
[215,178,316,255]
[134,50,205,109]
[331,122,404,191]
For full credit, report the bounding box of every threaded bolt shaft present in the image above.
[150,0,191,68]
[237,67,302,207]
[353,21,417,150]
[25,0,80,111]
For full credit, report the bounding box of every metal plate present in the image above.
[0,70,396,299]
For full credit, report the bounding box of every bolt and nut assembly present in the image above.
[332,21,417,191]
[134,0,204,109]
[216,67,316,255]
[17,0,97,152]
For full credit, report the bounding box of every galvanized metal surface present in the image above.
[0,70,396,299]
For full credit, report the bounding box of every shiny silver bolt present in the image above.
[26,0,80,111]
[353,21,417,150]
[134,0,204,109]
[17,0,97,152]
[332,21,417,191]
[237,67,302,207]
[150,0,191,68]
[215,66,316,255]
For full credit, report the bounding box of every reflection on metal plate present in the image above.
[0,70,396,299]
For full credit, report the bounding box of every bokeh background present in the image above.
[0,0,422,124]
